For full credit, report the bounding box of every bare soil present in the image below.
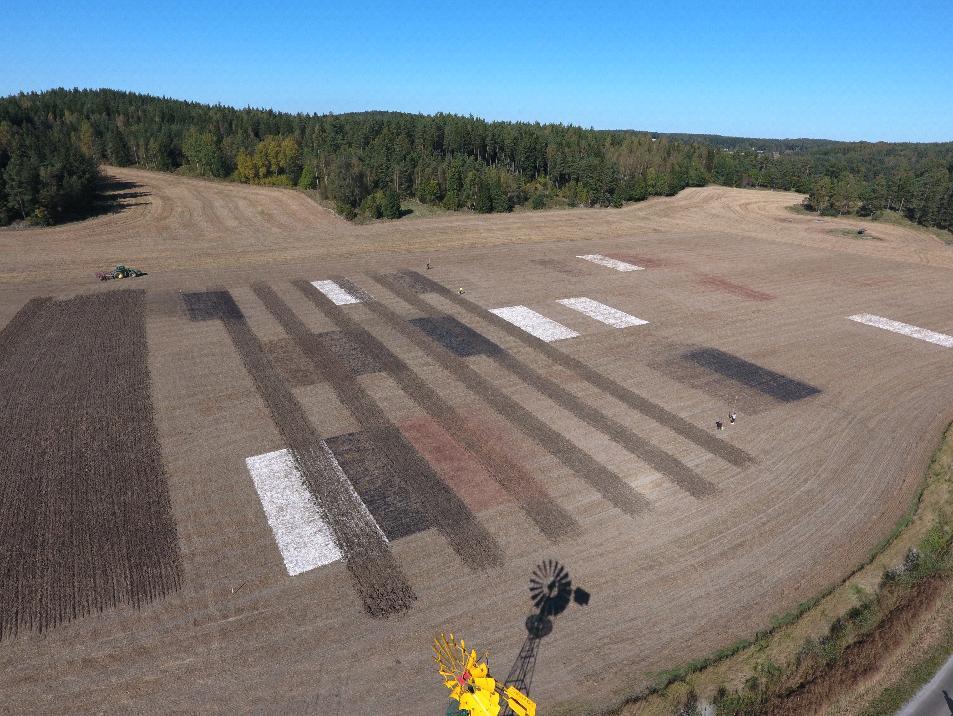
[0,290,180,638]
[1,167,953,714]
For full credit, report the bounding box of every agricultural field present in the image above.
[1,167,953,713]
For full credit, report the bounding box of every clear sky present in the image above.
[3,0,951,142]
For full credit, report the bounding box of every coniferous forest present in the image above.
[1,88,951,232]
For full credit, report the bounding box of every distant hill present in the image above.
[1,88,950,231]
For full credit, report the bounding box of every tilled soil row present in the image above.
[182,290,415,617]
[294,280,579,542]
[385,276,715,498]
[397,270,754,468]
[366,272,651,516]
[252,282,502,570]
[0,290,180,639]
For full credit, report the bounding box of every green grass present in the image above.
[786,204,953,245]
[828,228,883,241]
[616,424,953,715]
[398,198,452,219]
[866,210,953,245]
[860,618,953,716]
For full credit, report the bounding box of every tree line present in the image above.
[1,88,950,234]
[0,96,99,225]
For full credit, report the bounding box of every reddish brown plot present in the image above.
[399,416,510,513]
[697,273,776,301]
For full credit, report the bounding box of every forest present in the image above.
[1,88,951,232]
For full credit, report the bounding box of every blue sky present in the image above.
[3,1,951,141]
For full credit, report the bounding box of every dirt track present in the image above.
[1,167,953,714]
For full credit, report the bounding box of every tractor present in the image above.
[97,265,146,281]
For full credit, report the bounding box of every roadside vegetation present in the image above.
[614,423,953,716]
[2,89,951,228]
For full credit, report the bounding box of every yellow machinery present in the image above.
[433,633,536,716]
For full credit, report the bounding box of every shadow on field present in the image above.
[499,561,591,706]
[59,174,152,223]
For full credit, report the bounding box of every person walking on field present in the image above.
[729,412,736,424]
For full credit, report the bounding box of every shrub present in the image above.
[335,201,357,220]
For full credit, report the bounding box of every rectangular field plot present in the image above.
[686,348,820,402]
[848,313,953,348]
[489,305,579,342]
[319,330,384,375]
[326,431,432,540]
[0,290,181,638]
[246,449,344,576]
[557,297,648,328]
[311,280,362,305]
[577,254,644,272]
[409,315,502,357]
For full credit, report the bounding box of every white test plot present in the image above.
[311,279,361,305]
[576,254,644,272]
[848,313,953,348]
[245,447,354,576]
[490,305,580,342]
[557,297,648,328]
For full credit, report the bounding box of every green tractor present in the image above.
[97,265,146,281]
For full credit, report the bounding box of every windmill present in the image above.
[502,560,589,712]
[433,560,589,715]
[433,633,536,716]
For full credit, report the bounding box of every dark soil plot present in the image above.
[0,290,181,639]
[181,290,415,618]
[370,273,652,515]
[253,283,502,571]
[295,280,578,542]
[408,315,502,357]
[326,431,432,540]
[383,273,716,499]
[413,272,753,468]
[386,270,435,295]
[183,290,243,321]
[685,348,821,402]
[318,331,383,376]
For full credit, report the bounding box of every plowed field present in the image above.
[1,167,952,714]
